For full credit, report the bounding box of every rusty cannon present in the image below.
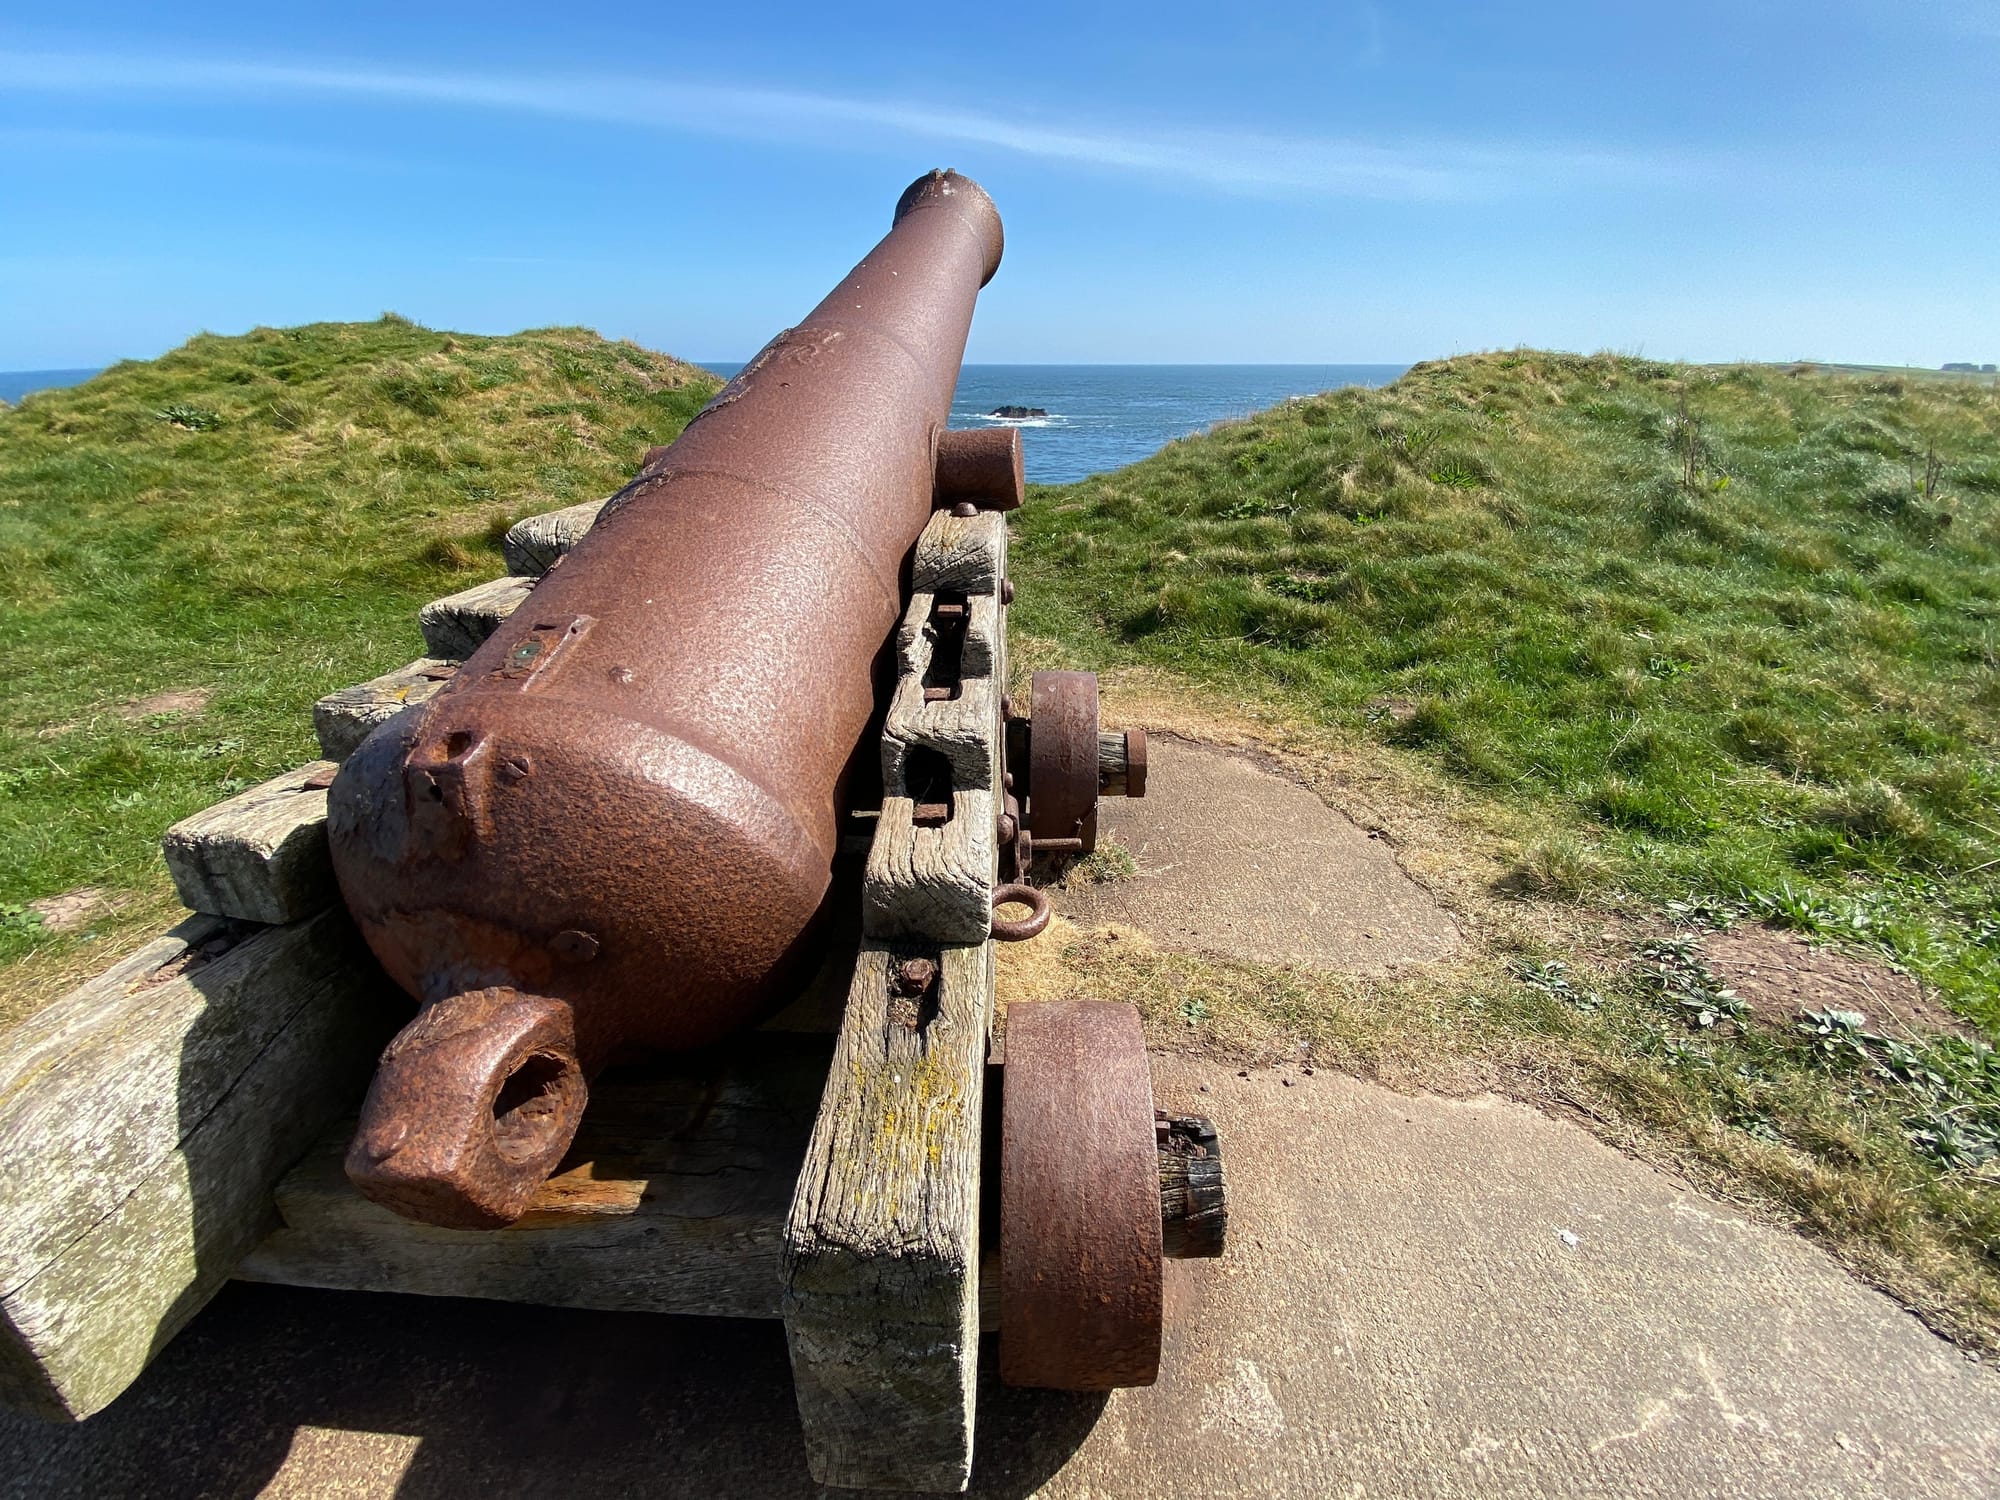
[0,172,1226,1492]
[328,170,1019,1227]
[327,168,1220,1482]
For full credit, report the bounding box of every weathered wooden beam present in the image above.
[501,497,609,576]
[881,627,1001,793]
[313,658,456,761]
[160,762,340,925]
[892,592,1001,691]
[866,557,1005,948]
[239,1041,831,1320]
[785,505,1009,1494]
[783,940,995,1494]
[910,510,1008,597]
[0,911,401,1421]
[418,575,535,660]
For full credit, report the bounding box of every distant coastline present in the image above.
[0,369,101,405]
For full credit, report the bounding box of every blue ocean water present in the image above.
[953,364,1406,483]
[702,364,1408,483]
[0,369,99,405]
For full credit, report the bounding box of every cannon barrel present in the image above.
[327,171,1006,1229]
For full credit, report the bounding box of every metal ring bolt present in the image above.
[990,882,1052,942]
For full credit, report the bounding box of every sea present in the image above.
[1,363,1409,484]
[706,363,1408,483]
[0,369,100,405]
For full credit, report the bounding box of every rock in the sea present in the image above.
[988,404,1048,419]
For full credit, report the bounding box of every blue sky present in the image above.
[2,2,1995,368]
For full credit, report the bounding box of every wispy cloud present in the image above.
[0,48,1673,203]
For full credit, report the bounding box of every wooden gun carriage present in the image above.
[0,172,1225,1492]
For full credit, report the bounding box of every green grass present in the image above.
[5,331,1997,1343]
[0,316,718,1010]
[1004,350,2000,1345]
[1011,352,2000,1033]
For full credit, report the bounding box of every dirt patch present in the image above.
[1054,737,1460,973]
[1699,924,1965,1038]
[117,686,211,722]
[26,887,120,934]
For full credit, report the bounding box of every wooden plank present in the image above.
[786,505,1009,1492]
[0,910,401,1421]
[501,496,610,576]
[239,1041,831,1320]
[880,672,1001,795]
[783,940,995,1493]
[867,571,1003,945]
[893,591,1000,682]
[861,792,997,945]
[160,762,339,925]
[313,658,455,761]
[910,511,1007,596]
[417,575,535,660]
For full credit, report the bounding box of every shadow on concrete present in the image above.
[0,1283,1105,1499]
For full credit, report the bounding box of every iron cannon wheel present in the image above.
[999,999,1163,1390]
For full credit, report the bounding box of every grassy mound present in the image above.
[1008,352,2000,1344]
[3,333,1995,1343]
[0,317,718,999]
[1012,353,2000,1031]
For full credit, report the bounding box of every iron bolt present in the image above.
[893,957,938,996]
[950,500,979,519]
[1000,578,1015,605]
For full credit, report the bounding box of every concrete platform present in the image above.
[3,1055,1992,1498]
[1059,738,1461,972]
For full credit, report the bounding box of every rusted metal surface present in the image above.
[997,790,1028,884]
[1025,670,1102,856]
[329,170,1007,1228]
[989,882,1051,942]
[343,986,586,1230]
[1000,1000,1164,1391]
[933,427,1024,511]
[1120,729,1147,798]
